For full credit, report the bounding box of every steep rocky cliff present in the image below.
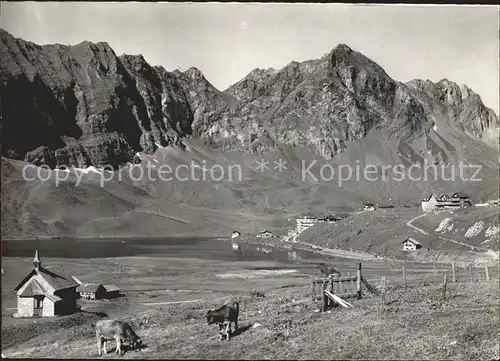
[1,29,498,169]
[1,30,189,168]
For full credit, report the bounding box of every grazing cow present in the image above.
[95,319,142,356]
[206,301,239,341]
[318,263,341,277]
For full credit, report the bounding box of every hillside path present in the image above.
[406,213,429,235]
[406,212,491,252]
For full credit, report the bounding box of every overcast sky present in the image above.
[1,2,498,114]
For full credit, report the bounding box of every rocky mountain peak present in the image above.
[73,39,112,51]
[182,67,206,80]
[1,28,498,169]
[331,43,354,57]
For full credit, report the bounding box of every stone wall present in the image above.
[42,298,55,317]
[17,297,33,317]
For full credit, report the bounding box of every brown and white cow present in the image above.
[206,301,239,341]
[95,319,142,356]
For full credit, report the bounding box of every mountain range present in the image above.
[1,28,498,239]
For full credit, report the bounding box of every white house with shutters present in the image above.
[402,238,422,251]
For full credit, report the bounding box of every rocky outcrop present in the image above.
[1,29,498,168]
[0,29,190,168]
[406,79,498,146]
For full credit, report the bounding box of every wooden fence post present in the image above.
[381,276,387,305]
[330,275,335,308]
[356,262,362,299]
[403,266,407,289]
[322,279,328,312]
[311,277,316,305]
[468,264,473,283]
[485,266,490,281]
[333,275,339,308]
[442,274,448,301]
[452,262,456,283]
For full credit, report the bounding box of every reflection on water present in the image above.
[1,238,335,264]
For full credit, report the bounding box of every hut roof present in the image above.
[78,283,104,293]
[15,266,79,293]
[103,284,120,292]
[44,293,62,302]
[403,238,421,245]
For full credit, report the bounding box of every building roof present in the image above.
[403,238,421,245]
[299,213,320,219]
[78,283,104,293]
[103,284,120,292]
[323,215,341,220]
[260,230,272,233]
[40,266,79,290]
[452,192,469,199]
[422,194,436,202]
[44,293,62,302]
[15,266,79,293]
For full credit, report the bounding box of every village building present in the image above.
[296,216,320,232]
[322,215,341,223]
[256,230,273,238]
[363,203,377,211]
[438,193,449,201]
[13,250,79,317]
[256,246,272,254]
[422,192,472,212]
[231,231,241,239]
[449,192,473,207]
[78,283,107,300]
[402,238,422,251]
[421,194,438,212]
[103,284,121,299]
